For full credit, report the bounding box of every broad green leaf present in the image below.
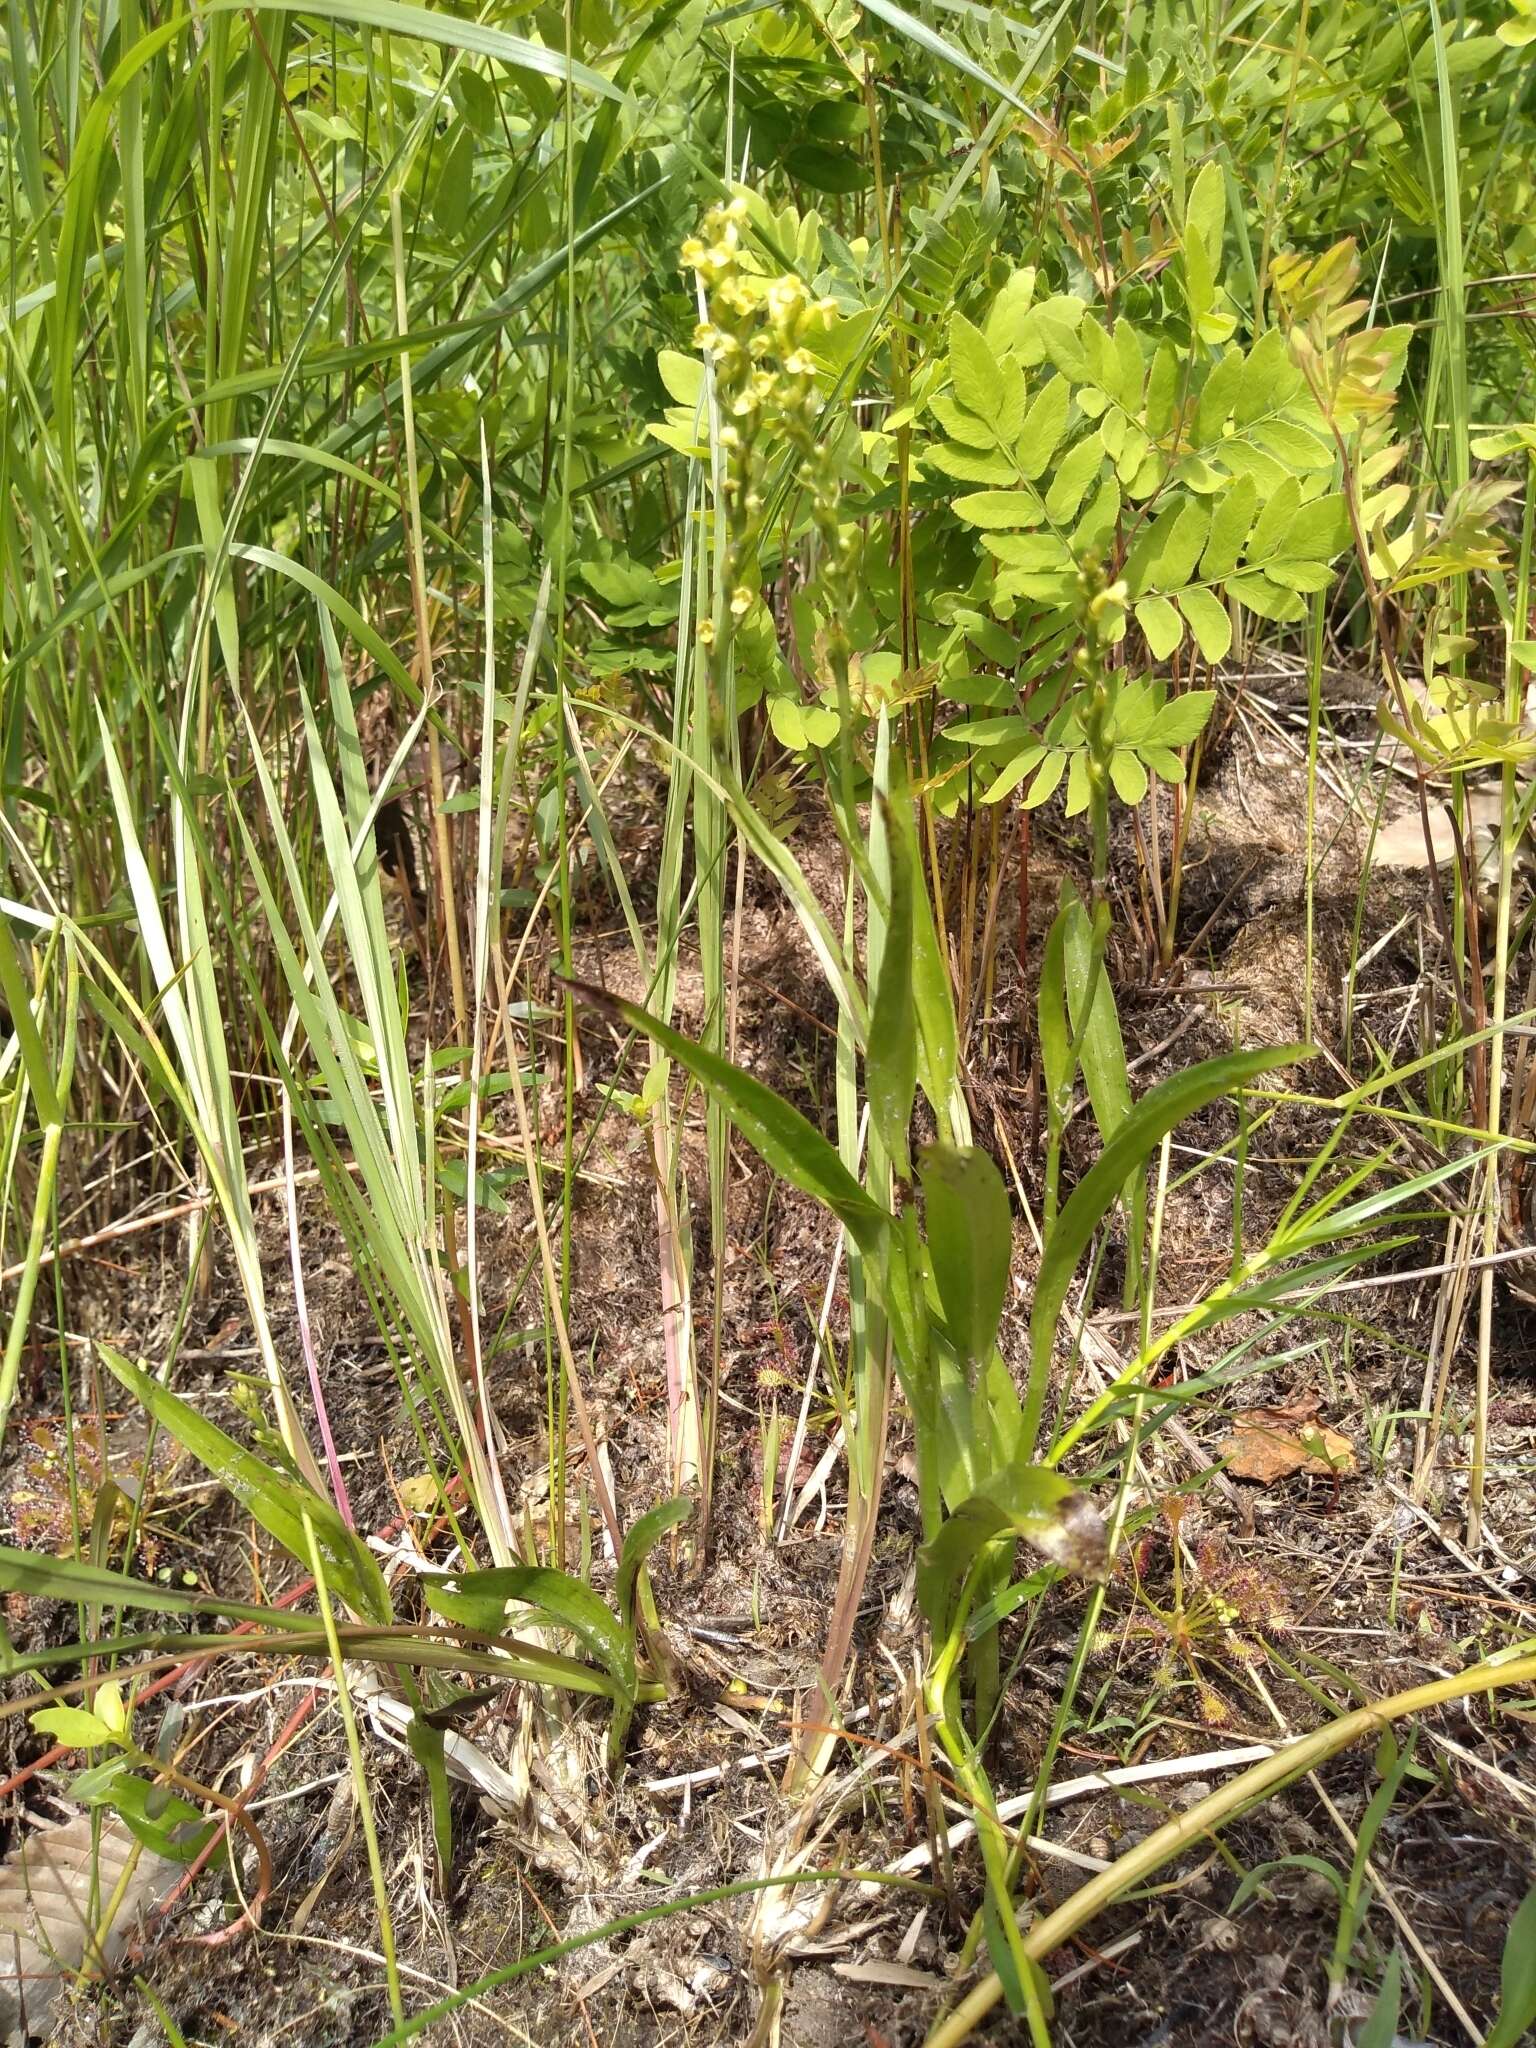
[1196,350,1245,441]
[563,984,891,1262]
[1184,227,1214,329]
[956,490,1045,529]
[656,350,703,408]
[1155,499,1211,589]
[1114,421,1150,485]
[1018,373,1070,480]
[995,356,1026,445]
[768,696,838,750]
[1249,475,1303,563]
[1112,321,1145,412]
[1230,572,1305,622]
[950,313,1006,430]
[419,1575,509,1635]
[946,716,1039,747]
[1186,159,1226,266]
[423,1562,641,1767]
[97,1346,392,1625]
[428,1565,630,1695]
[930,395,997,450]
[928,441,1016,484]
[1078,316,1117,397]
[1279,493,1350,560]
[985,265,1039,352]
[1029,295,1089,377]
[1022,748,1068,808]
[1144,343,1178,438]
[985,531,1065,568]
[917,1462,1085,1627]
[1251,419,1333,471]
[1109,750,1150,803]
[1201,473,1258,581]
[1124,502,1183,597]
[1266,558,1334,594]
[918,1144,1012,1371]
[32,1707,116,1750]
[1025,1045,1302,1456]
[1236,328,1303,423]
[1072,477,1121,556]
[91,1772,217,1864]
[1142,744,1191,782]
[979,743,1048,805]
[1135,595,1184,659]
[1471,425,1536,459]
[1045,435,1104,522]
[1146,689,1217,746]
[1063,751,1092,817]
[1180,587,1234,665]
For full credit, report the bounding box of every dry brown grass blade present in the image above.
[0,1815,179,2043]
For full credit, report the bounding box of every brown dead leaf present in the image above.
[0,1814,179,2044]
[1222,1407,1357,1484]
[1372,789,1503,870]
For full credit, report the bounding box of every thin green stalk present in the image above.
[925,1651,1536,2048]
[1303,583,1325,1044]
[306,1513,404,2029]
[1469,451,1535,1547]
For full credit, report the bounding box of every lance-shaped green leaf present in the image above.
[97,1345,391,1625]
[616,1496,692,1634]
[918,1144,1012,1373]
[0,1544,309,1631]
[1486,1883,1536,2048]
[866,800,917,1175]
[917,1461,1105,1630]
[563,981,891,1262]
[903,808,959,1121]
[425,1566,628,1690]
[0,1552,624,1700]
[423,1559,662,1771]
[1063,891,1144,1297]
[1024,1046,1303,1455]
